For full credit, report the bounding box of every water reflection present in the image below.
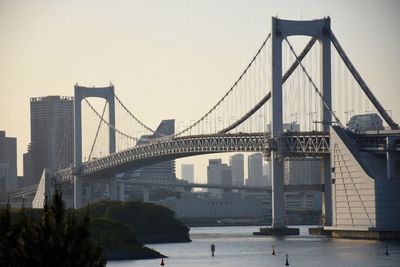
[108,226,400,267]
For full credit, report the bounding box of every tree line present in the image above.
[0,192,106,267]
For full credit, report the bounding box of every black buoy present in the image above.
[160,257,165,266]
[211,244,216,257]
[272,245,276,256]
[385,246,389,256]
[285,254,289,266]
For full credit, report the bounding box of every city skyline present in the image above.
[1,0,400,182]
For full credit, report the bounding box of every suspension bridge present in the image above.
[29,17,400,238]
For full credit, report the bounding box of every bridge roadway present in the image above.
[0,180,323,204]
[55,131,330,183]
[121,178,324,192]
[0,184,38,202]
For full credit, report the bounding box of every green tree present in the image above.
[0,191,106,267]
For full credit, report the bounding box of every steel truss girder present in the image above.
[55,132,331,183]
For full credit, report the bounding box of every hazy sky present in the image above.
[1,0,399,181]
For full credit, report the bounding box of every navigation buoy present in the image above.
[285,254,289,266]
[160,257,165,266]
[272,245,276,255]
[211,244,216,257]
[385,246,389,256]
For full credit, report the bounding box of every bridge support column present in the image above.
[269,17,332,232]
[270,17,286,229]
[73,84,116,209]
[74,176,82,209]
[322,156,332,225]
[142,186,150,202]
[109,177,117,201]
[321,18,333,227]
[271,156,286,228]
[386,136,397,179]
[118,182,125,201]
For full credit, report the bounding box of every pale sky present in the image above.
[1,0,399,181]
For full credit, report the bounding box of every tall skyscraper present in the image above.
[23,144,31,186]
[0,131,17,192]
[207,159,222,194]
[248,153,263,186]
[130,120,176,180]
[181,164,194,183]
[221,164,232,186]
[30,96,74,184]
[230,154,244,186]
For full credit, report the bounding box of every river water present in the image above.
[107,226,400,267]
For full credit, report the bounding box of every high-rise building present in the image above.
[283,160,322,214]
[129,120,176,180]
[181,164,194,183]
[30,96,74,184]
[284,160,322,185]
[23,144,32,186]
[229,154,244,186]
[207,159,222,195]
[262,163,271,186]
[221,164,232,186]
[0,131,17,192]
[248,153,263,186]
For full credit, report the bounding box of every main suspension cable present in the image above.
[88,101,108,160]
[174,33,272,137]
[328,29,399,130]
[280,29,345,130]
[83,97,137,142]
[114,93,155,133]
[218,37,317,133]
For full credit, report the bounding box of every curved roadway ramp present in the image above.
[325,126,400,239]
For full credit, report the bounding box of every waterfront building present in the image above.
[283,159,323,214]
[284,159,322,185]
[243,191,272,221]
[285,192,315,210]
[181,164,194,183]
[229,154,244,186]
[156,192,263,221]
[122,120,176,200]
[0,131,17,192]
[129,120,176,180]
[30,96,74,184]
[247,153,263,186]
[347,113,384,132]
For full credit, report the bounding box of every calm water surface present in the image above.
[107,226,400,267]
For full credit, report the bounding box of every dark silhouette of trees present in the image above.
[0,192,106,267]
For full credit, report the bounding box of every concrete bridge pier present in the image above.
[74,176,82,209]
[118,182,125,201]
[109,176,117,201]
[387,136,398,179]
[142,185,150,202]
[322,156,332,226]
[271,154,285,228]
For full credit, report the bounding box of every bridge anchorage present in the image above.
[28,16,400,239]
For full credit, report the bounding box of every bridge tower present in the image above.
[74,84,116,208]
[271,17,332,229]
